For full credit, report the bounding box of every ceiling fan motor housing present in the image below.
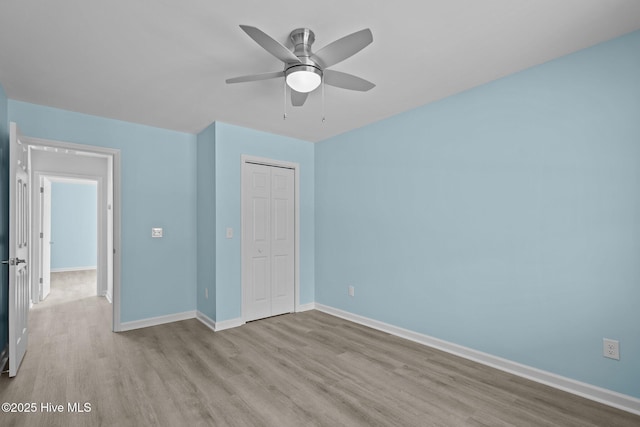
[286,28,322,74]
[290,28,315,58]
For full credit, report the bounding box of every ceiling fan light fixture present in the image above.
[285,65,322,93]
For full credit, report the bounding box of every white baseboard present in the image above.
[195,311,245,332]
[315,304,640,416]
[119,310,196,332]
[51,266,97,273]
[297,302,316,312]
[104,292,112,304]
[196,311,216,332]
[214,317,245,331]
[197,304,316,332]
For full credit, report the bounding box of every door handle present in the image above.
[1,258,26,266]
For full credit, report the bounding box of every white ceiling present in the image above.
[1,1,639,143]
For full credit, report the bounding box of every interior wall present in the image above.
[0,83,8,355]
[51,181,97,271]
[214,122,314,322]
[315,30,640,398]
[8,101,198,323]
[196,121,216,320]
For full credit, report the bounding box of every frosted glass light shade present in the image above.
[286,69,321,93]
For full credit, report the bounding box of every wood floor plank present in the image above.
[1,272,639,426]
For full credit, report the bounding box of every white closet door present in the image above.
[242,163,294,322]
[269,167,295,316]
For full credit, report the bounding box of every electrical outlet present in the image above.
[603,338,620,360]
[348,286,355,297]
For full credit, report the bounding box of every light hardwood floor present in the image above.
[1,274,639,426]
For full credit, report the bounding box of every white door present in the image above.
[269,167,295,315]
[6,122,30,377]
[40,177,52,300]
[242,162,295,322]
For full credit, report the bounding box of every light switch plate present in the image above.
[152,228,163,238]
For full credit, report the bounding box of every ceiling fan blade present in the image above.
[239,25,301,64]
[311,28,373,69]
[226,71,284,84]
[323,70,375,91]
[291,90,308,107]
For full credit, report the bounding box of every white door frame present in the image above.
[240,155,300,323]
[32,173,101,301]
[36,174,52,301]
[22,135,122,332]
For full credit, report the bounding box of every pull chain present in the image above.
[321,75,326,123]
[283,79,288,120]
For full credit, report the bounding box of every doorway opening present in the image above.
[34,176,100,309]
[25,138,121,332]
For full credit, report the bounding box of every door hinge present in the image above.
[40,232,44,238]
[39,277,43,284]
[40,186,44,193]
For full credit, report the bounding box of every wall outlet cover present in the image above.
[152,228,163,238]
[603,338,620,360]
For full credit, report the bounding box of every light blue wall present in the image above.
[51,182,97,270]
[315,30,640,398]
[8,101,198,323]
[196,121,216,319]
[0,83,8,353]
[3,28,638,402]
[214,122,315,321]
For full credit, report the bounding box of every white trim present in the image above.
[315,304,640,416]
[112,149,121,331]
[104,291,112,304]
[240,155,301,322]
[196,311,216,332]
[196,311,245,332]
[294,165,300,313]
[119,310,196,332]
[51,266,97,273]
[296,302,315,312]
[0,344,8,373]
[214,317,245,331]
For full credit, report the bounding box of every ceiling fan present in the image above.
[226,25,375,107]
